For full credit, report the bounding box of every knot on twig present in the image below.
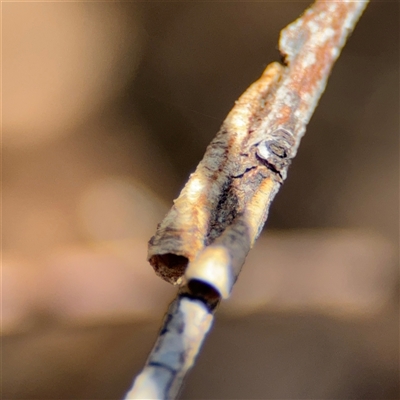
[255,128,294,178]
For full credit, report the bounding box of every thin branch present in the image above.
[125,1,369,399]
[124,288,215,400]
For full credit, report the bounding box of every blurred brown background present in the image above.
[2,1,399,399]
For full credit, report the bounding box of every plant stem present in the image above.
[124,1,369,399]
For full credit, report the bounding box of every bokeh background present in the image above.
[2,1,399,399]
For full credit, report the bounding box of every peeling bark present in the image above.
[148,0,368,299]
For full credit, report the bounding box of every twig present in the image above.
[124,288,215,400]
[124,1,369,399]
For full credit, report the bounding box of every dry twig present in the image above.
[124,1,369,399]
